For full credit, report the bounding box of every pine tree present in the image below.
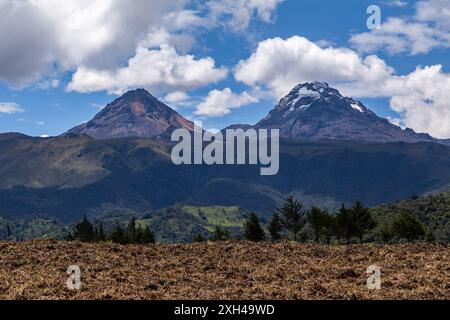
[95,223,106,242]
[275,196,305,241]
[244,212,265,242]
[5,223,11,241]
[336,204,355,244]
[109,225,127,244]
[73,217,95,242]
[321,213,337,245]
[65,231,75,241]
[267,213,282,242]
[193,234,206,242]
[351,201,376,244]
[126,217,137,243]
[133,225,142,243]
[141,226,156,244]
[307,207,325,243]
[212,226,230,241]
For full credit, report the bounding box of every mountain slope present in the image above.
[2,133,450,223]
[233,82,434,143]
[371,189,450,241]
[65,89,194,139]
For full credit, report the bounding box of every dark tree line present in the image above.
[193,226,231,243]
[240,196,434,244]
[65,197,435,245]
[66,217,155,244]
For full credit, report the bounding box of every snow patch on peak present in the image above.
[351,103,364,113]
[298,87,321,98]
[310,81,329,90]
[289,102,311,112]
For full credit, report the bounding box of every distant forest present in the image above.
[1,191,448,244]
[60,196,443,245]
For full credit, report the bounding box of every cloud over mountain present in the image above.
[0,0,282,88]
[233,35,450,138]
[195,88,259,116]
[67,45,228,95]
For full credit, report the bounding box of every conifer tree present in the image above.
[336,204,355,244]
[94,223,106,242]
[109,225,127,244]
[351,201,376,244]
[321,212,337,245]
[275,196,305,241]
[73,217,95,242]
[212,226,230,241]
[307,207,325,243]
[193,234,206,242]
[65,231,75,241]
[5,223,11,241]
[244,212,265,242]
[141,226,156,244]
[267,213,282,242]
[126,217,137,243]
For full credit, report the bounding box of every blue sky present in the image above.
[1,0,450,138]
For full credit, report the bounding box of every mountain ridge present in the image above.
[64,83,438,143]
[227,82,434,143]
[65,88,194,140]
[1,132,450,223]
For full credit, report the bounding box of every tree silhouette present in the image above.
[126,217,137,243]
[307,207,326,243]
[212,226,230,241]
[244,212,265,242]
[351,201,376,244]
[193,234,206,242]
[73,217,95,242]
[336,204,355,244]
[109,225,127,244]
[267,213,282,242]
[275,196,305,241]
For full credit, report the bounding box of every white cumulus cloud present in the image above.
[0,0,283,88]
[195,88,259,116]
[0,102,24,114]
[350,0,450,55]
[163,91,193,107]
[234,36,394,98]
[207,0,283,31]
[67,45,228,95]
[233,35,450,138]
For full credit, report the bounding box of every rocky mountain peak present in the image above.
[252,82,433,143]
[64,88,193,140]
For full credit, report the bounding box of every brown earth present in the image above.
[0,240,448,300]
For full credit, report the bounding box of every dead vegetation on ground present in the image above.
[0,240,448,300]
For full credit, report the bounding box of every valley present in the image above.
[2,84,450,243]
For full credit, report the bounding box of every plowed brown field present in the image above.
[0,240,448,300]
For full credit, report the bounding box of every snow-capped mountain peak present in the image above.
[250,82,434,143]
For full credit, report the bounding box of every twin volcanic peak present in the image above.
[66,88,194,139]
[66,83,433,143]
[249,81,433,143]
